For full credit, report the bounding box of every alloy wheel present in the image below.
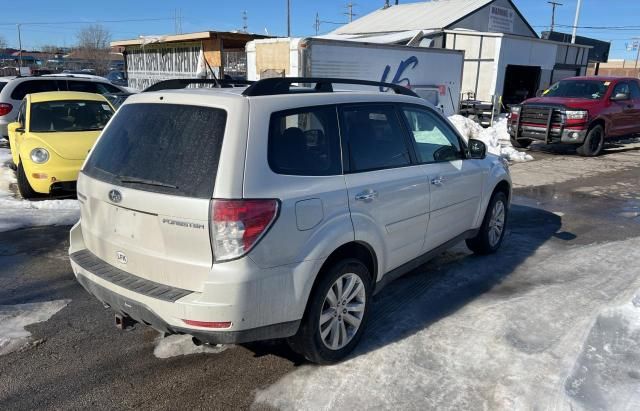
[319,273,366,350]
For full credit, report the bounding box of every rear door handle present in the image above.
[355,190,378,202]
[431,176,445,186]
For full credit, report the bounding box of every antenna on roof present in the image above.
[242,11,248,33]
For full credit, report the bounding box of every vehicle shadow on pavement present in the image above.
[353,204,565,359]
[246,204,565,363]
[529,136,640,156]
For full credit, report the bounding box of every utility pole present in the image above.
[287,0,291,37]
[17,24,23,69]
[547,1,562,32]
[242,11,248,33]
[571,0,582,44]
[633,38,640,69]
[344,2,357,23]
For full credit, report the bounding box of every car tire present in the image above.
[16,161,40,200]
[287,258,372,364]
[577,124,605,157]
[510,136,532,149]
[466,191,508,255]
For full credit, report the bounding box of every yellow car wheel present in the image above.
[17,162,41,200]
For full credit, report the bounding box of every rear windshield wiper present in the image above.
[116,175,179,189]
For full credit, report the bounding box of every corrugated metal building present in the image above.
[111,31,268,90]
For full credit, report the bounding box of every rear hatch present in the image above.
[79,102,227,292]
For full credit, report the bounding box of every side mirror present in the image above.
[8,122,24,134]
[468,139,487,159]
[611,92,630,101]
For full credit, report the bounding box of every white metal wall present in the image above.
[125,42,203,90]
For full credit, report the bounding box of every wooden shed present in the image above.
[111,31,268,90]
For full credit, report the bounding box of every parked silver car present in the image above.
[69,78,511,364]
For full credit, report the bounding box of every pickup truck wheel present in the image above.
[287,258,372,364]
[16,161,41,200]
[466,191,508,255]
[510,136,532,149]
[577,125,604,157]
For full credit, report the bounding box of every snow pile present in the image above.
[448,114,534,162]
[153,334,231,359]
[0,300,70,356]
[0,148,79,232]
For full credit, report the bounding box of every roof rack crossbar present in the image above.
[241,77,419,98]
[142,78,255,93]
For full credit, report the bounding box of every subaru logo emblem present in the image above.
[108,189,122,203]
[116,251,128,264]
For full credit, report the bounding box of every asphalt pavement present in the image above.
[0,140,639,410]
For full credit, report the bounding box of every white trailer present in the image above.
[246,37,464,116]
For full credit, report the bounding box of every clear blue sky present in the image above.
[1,0,639,59]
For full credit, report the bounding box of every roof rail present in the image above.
[143,78,254,92]
[241,77,419,98]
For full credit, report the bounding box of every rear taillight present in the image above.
[0,103,12,117]
[210,199,279,262]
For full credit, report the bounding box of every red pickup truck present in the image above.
[508,76,640,156]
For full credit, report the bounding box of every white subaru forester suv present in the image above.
[69,77,511,364]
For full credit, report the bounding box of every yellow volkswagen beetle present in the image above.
[7,91,115,199]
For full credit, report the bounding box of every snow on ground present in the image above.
[254,236,640,410]
[153,334,231,359]
[448,114,534,162]
[0,300,70,356]
[0,148,79,232]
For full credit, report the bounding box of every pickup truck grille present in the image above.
[515,105,565,143]
[520,106,564,126]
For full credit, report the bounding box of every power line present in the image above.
[0,17,174,27]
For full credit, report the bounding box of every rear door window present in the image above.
[10,80,60,100]
[340,105,412,172]
[629,81,640,100]
[268,106,341,176]
[83,103,227,199]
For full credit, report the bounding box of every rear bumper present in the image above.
[74,272,299,344]
[68,221,316,344]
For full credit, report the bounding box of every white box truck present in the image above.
[246,37,464,116]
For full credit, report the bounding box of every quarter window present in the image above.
[401,107,463,163]
[268,106,341,176]
[341,105,411,172]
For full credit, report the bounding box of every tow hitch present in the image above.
[115,314,137,330]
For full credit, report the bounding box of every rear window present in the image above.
[30,100,114,132]
[11,80,61,100]
[0,82,7,92]
[83,103,227,199]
